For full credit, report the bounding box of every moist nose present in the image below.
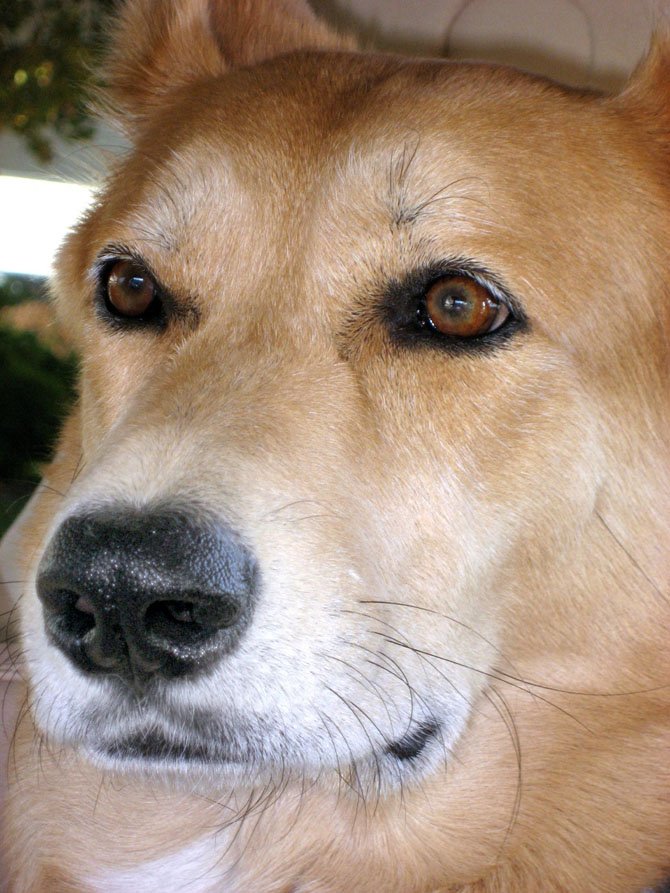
[36,507,258,685]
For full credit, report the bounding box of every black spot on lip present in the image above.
[386,720,439,761]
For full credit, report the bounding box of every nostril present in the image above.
[145,600,200,638]
[74,595,95,616]
[144,596,242,644]
[50,589,97,641]
[162,600,197,625]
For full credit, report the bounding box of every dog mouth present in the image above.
[91,710,442,777]
[68,656,446,783]
[106,719,439,762]
[87,701,278,769]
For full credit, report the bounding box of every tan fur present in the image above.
[3,2,670,891]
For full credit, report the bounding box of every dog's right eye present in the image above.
[104,260,160,320]
[424,275,509,338]
[99,258,165,324]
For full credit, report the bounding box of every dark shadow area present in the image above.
[0,274,77,537]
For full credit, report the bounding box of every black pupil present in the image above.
[439,289,471,318]
[127,273,147,292]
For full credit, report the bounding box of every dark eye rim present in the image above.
[380,259,528,354]
[94,249,169,331]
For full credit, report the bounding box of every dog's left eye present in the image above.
[423,275,509,338]
[104,260,160,320]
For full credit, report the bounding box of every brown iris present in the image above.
[106,260,157,318]
[424,275,509,338]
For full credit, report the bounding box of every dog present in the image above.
[2,1,670,890]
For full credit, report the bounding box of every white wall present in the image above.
[314,0,656,89]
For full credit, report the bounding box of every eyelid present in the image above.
[95,247,160,286]
[436,270,513,315]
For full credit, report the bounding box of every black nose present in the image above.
[36,507,258,687]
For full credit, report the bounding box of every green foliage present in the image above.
[0,0,115,161]
[0,321,77,536]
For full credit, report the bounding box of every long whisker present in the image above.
[380,633,668,699]
[357,598,524,679]
[596,511,668,606]
[324,685,385,812]
[356,602,594,730]
[322,650,396,729]
[484,685,523,857]
[316,707,350,804]
[318,709,367,813]
[346,636,424,734]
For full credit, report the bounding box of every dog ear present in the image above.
[618,31,670,138]
[104,0,353,128]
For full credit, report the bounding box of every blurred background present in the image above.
[0,0,659,537]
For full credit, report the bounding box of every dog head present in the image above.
[17,0,670,876]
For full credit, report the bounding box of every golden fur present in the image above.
[3,2,670,890]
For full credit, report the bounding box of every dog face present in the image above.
[11,1,670,889]
[27,55,593,770]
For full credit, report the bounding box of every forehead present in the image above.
[135,51,606,206]
[114,53,615,221]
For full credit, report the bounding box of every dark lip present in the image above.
[94,715,255,765]
[103,731,216,763]
[86,698,254,766]
[101,719,441,769]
